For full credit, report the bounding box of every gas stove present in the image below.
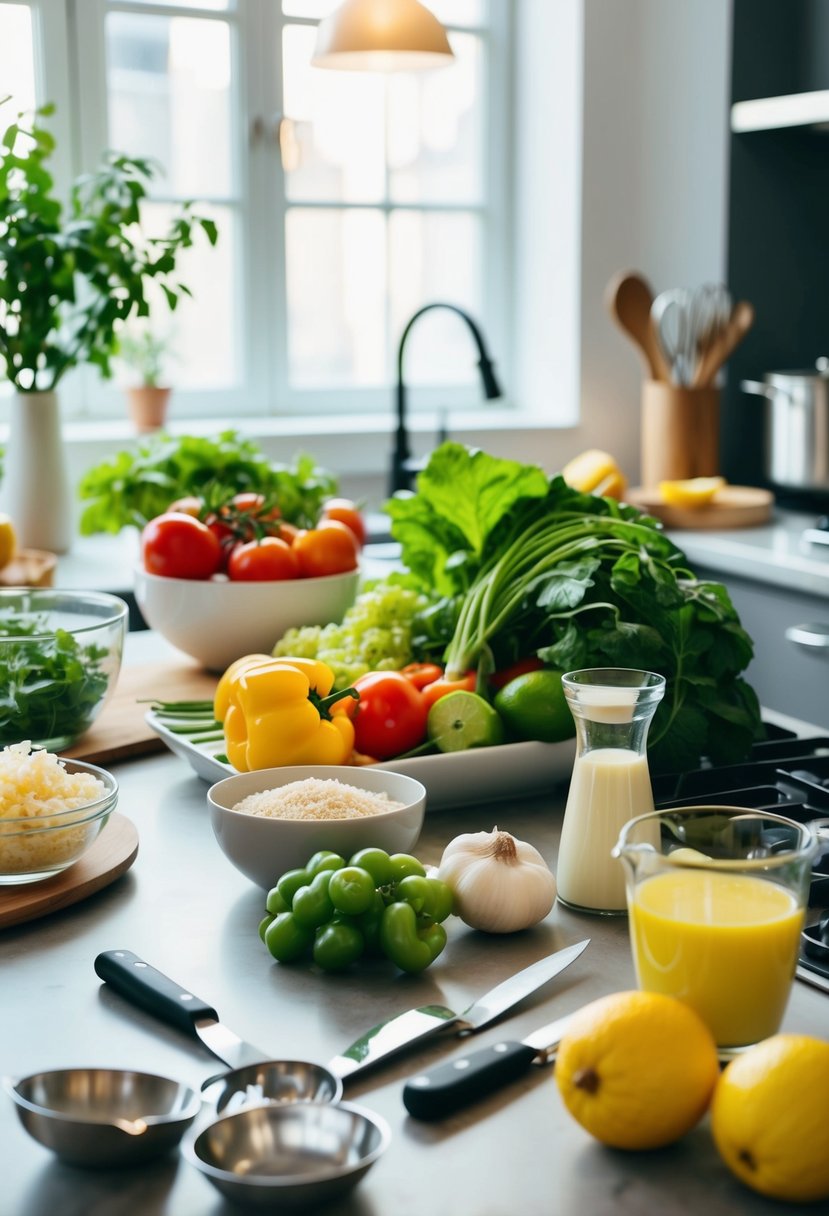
[653,724,829,994]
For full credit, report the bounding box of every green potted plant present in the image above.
[0,102,218,552]
[118,324,176,434]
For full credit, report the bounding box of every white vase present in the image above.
[1,390,73,554]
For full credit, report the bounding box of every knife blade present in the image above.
[94,949,271,1073]
[329,939,589,1079]
[402,1010,575,1120]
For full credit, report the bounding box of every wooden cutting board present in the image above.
[0,812,138,929]
[627,485,774,530]
[62,661,219,766]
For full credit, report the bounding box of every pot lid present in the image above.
[765,357,829,384]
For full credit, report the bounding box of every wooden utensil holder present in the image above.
[640,381,720,486]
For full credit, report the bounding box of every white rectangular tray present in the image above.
[146,711,576,811]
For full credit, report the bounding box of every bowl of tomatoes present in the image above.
[134,494,363,672]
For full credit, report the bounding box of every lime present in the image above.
[493,669,575,743]
[426,690,505,753]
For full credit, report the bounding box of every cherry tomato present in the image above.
[226,492,281,524]
[400,662,444,690]
[420,671,477,709]
[488,657,545,691]
[320,497,367,548]
[275,521,300,546]
[293,521,359,578]
[141,511,222,580]
[352,672,428,760]
[227,536,300,581]
[167,495,204,518]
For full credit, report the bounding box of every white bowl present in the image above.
[134,566,360,672]
[207,766,427,889]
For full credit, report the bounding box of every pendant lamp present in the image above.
[311,0,454,72]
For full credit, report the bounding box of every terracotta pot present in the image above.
[126,386,171,434]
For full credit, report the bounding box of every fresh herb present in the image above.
[386,443,763,774]
[77,431,338,534]
[0,614,111,745]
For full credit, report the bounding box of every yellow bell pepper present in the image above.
[213,654,356,771]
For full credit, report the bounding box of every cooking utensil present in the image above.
[182,1100,390,1209]
[4,1067,201,1167]
[605,271,671,381]
[693,298,754,388]
[741,355,829,492]
[651,283,736,388]
[329,938,590,1078]
[94,950,343,1112]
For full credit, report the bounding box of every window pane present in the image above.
[106,12,232,198]
[285,208,386,388]
[388,31,482,204]
[283,24,385,203]
[127,0,232,10]
[389,210,483,386]
[138,203,238,390]
[0,3,36,117]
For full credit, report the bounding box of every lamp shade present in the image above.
[311,0,454,72]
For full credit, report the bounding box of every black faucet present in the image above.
[389,302,502,495]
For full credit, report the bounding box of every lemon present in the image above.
[710,1034,829,1203]
[555,990,719,1150]
[658,476,726,508]
[0,513,17,570]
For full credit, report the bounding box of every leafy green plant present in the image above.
[77,430,338,534]
[386,443,764,774]
[118,324,174,388]
[0,102,218,392]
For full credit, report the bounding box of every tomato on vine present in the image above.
[141,512,222,579]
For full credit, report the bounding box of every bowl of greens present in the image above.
[0,590,129,751]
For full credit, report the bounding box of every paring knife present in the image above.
[329,939,589,1079]
[402,1011,576,1120]
[95,949,273,1074]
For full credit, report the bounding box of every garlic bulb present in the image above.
[437,827,556,933]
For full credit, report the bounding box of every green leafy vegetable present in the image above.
[77,431,338,534]
[387,443,763,774]
[0,615,111,746]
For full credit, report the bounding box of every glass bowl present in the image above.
[0,754,119,884]
[0,589,128,750]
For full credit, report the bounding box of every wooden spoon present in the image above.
[691,299,755,388]
[605,270,672,382]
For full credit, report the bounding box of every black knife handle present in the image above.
[95,950,219,1036]
[403,1040,538,1121]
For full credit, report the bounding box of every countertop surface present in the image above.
[1,638,826,1215]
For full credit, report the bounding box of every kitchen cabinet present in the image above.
[694,563,829,728]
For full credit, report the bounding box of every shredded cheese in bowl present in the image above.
[232,777,405,822]
[0,742,117,881]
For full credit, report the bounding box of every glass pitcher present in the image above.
[555,668,665,915]
[614,806,817,1048]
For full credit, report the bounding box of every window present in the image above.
[0,0,512,424]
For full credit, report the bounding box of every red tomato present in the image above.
[352,672,428,760]
[400,662,444,690]
[420,671,477,709]
[167,495,204,518]
[293,522,359,578]
[275,521,300,546]
[320,497,367,548]
[142,512,222,580]
[488,657,544,691]
[226,492,281,523]
[227,537,300,581]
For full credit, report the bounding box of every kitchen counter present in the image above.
[1,643,826,1215]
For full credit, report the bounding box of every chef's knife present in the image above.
[329,939,589,1079]
[94,949,272,1073]
[402,1010,575,1120]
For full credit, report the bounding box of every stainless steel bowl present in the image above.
[203,1059,343,1115]
[5,1067,201,1168]
[183,1100,390,1208]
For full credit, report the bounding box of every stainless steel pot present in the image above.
[742,359,829,492]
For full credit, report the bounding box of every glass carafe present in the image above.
[555,668,665,915]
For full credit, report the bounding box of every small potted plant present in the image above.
[119,325,176,433]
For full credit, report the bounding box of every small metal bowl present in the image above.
[5,1067,201,1168]
[183,1100,390,1208]
[203,1059,343,1115]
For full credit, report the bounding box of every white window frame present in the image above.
[7,0,515,425]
